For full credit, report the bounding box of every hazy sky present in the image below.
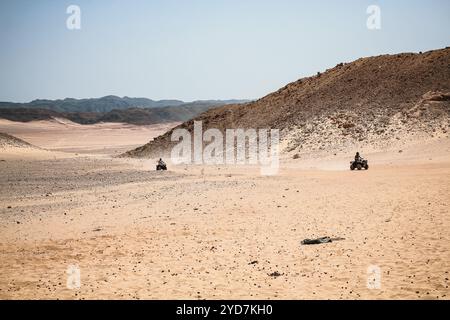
[0,0,449,102]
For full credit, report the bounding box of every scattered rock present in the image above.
[268,271,282,278]
[301,237,345,245]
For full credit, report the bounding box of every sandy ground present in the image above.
[0,119,179,155]
[0,122,449,300]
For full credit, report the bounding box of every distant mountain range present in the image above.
[0,96,250,125]
[0,96,248,113]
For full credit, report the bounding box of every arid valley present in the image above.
[1,116,449,299]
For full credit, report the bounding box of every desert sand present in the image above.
[0,119,180,155]
[0,121,449,300]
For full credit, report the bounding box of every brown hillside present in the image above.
[124,48,450,158]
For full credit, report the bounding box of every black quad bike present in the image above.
[156,163,167,171]
[350,158,369,171]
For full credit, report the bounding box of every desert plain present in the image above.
[0,118,449,300]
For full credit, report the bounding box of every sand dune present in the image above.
[0,132,36,149]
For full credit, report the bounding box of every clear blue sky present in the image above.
[0,0,449,102]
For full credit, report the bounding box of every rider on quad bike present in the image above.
[156,158,167,171]
[350,152,369,171]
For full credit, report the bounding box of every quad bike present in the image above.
[156,163,167,171]
[350,158,369,170]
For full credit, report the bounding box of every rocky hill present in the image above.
[123,47,450,158]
